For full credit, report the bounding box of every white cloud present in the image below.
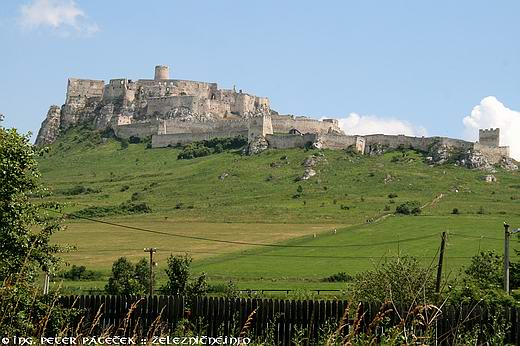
[463,96,520,160]
[18,0,99,36]
[337,112,428,137]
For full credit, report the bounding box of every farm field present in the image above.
[39,128,520,293]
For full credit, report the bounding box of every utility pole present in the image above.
[144,248,157,295]
[503,223,520,294]
[435,232,447,294]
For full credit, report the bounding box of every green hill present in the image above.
[38,127,520,292]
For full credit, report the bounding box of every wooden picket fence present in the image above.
[60,295,520,345]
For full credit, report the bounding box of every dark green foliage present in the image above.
[0,126,71,335]
[128,136,141,144]
[60,185,101,196]
[120,185,130,192]
[162,254,191,295]
[452,208,460,214]
[348,256,436,305]
[395,200,422,215]
[105,257,152,295]
[161,254,208,298]
[177,136,247,160]
[74,201,151,218]
[464,250,502,289]
[58,265,102,281]
[511,260,520,289]
[297,185,304,193]
[388,193,398,198]
[322,272,353,282]
[119,138,129,149]
[477,206,485,214]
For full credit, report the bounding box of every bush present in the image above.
[452,208,460,214]
[388,193,398,198]
[61,185,100,195]
[74,201,151,218]
[161,254,208,298]
[395,201,421,215]
[349,256,436,305]
[177,136,248,160]
[128,136,141,144]
[58,265,102,281]
[120,185,130,192]
[105,257,152,295]
[119,138,129,149]
[322,272,353,282]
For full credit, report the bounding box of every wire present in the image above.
[46,208,440,248]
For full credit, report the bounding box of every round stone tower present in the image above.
[154,65,169,80]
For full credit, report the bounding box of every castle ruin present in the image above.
[36,65,515,170]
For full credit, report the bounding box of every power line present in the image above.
[46,208,440,248]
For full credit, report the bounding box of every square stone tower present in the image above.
[479,128,500,147]
[248,115,273,142]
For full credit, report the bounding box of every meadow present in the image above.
[38,127,520,293]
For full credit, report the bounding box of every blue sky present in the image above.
[1,0,520,156]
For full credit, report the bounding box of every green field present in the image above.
[39,128,520,293]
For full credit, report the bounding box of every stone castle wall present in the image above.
[271,115,340,134]
[152,130,249,148]
[266,133,318,149]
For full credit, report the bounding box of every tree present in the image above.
[162,253,207,297]
[464,250,502,289]
[0,128,62,280]
[162,254,192,295]
[0,125,65,335]
[105,257,149,295]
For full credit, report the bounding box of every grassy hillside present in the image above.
[38,127,520,292]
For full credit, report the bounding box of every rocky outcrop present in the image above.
[500,157,518,171]
[301,154,326,180]
[35,105,62,146]
[243,136,269,155]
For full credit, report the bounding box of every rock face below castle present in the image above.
[36,65,515,171]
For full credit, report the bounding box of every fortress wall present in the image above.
[266,133,318,149]
[151,130,248,148]
[363,134,437,152]
[160,119,250,135]
[474,143,509,164]
[271,115,339,134]
[319,134,360,150]
[439,137,474,150]
[66,78,104,104]
[114,122,159,139]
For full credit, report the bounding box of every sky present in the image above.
[1,1,519,158]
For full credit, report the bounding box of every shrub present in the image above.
[119,138,129,149]
[128,136,141,144]
[395,200,421,215]
[74,201,151,218]
[61,185,100,195]
[59,265,102,281]
[477,206,485,214]
[322,272,353,282]
[120,185,130,192]
[105,257,152,295]
[348,256,436,305]
[161,254,208,298]
[177,136,248,160]
[452,208,460,214]
[388,193,398,198]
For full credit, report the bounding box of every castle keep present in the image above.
[36,65,514,169]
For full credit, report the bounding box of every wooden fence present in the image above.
[60,295,520,345]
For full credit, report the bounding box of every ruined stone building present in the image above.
[36,65,515,170]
